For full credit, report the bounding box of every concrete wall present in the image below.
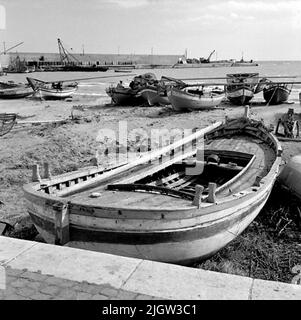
[3,52,184,66]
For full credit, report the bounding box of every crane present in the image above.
[57,38,80,65]
[199,50,215,63]
[0,42,24,55]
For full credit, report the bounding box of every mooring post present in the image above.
[192,185,204,208]
[91,156,99,167]
[53,202,70,245]
[244,105,250,118]
[32,164,41,182]
[44,162,52,179]
[207,182,217,203]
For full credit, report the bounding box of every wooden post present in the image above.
[44,162,52,179]
[53,202,70,245]
[192,185,204,208]
[91,156,99,167]
[254,175,262,187]
[32,164,41,182]
[207,182,217,203]
[244,105,250,118]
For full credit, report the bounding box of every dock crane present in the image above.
[57,38,80,65]
[200,50,215,63]
[0,42,24,55]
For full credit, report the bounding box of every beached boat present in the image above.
[167,87,225,111]
[106,85,144,105]
[263,82,291,105]
[23,108,282,265]
[0,81,33,99]
[226,73,259,105]
[138,76,186,106]
[114,68,133,73]
[139,87,170,106]
[106,73,157,106]
[26,77,78,100]
[0,113,17,136]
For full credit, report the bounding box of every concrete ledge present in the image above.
[0,236,300,300]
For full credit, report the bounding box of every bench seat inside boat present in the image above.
[67,136,275,208]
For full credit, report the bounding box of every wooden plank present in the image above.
[53,202,70,245]
[57,122,222,197]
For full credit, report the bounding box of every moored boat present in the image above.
[26,77,78,100]
[23,108,282,265]
[0,81,33,99]
[167,87,225,111]
[226,73,259,105]
[263,82,291,105]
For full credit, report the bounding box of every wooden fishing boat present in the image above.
[0,113,17,136]
[0,81,33,99]
[138,76,187,106]
[263,82,291,105]
[167,87,225,111]
[106,73,157,106]
[106,86,144,105]
[114,68,133,73]
[139,87,170,106]
[23,108,282,265]
[26,77,78,100]
[226,73,259,105]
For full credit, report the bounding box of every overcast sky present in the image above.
[0,0,300,60]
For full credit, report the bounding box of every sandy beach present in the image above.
[1,69,301,283]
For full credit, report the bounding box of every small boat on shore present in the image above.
[0,81,33,99]
[0,113,17,136]
[138,76,187,106]
[106,73,157,106]
[106,85,145,105]
[139,87,170,106]
[226,73,259,105]
[168,87,225,111]
[263,82,291,105]
[114,68,133,73]
[26,77,78,100]
[23,108,282,265]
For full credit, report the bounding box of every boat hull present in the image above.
[263,85,290,105]
[26,182,273,264]
[226,87,254,105]
[106,87,145,105]
[36,87,77,100]
[139,88,170,106]
[0,88,33,99]
[168,88,224,111]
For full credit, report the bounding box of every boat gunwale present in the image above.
[23,117,282,217]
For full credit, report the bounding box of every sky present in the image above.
[0,0,300,60]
